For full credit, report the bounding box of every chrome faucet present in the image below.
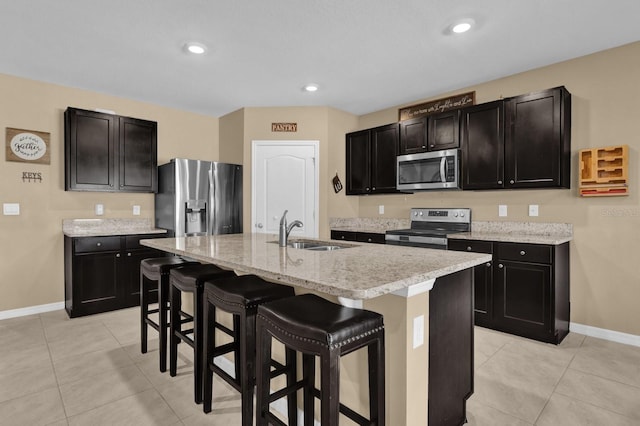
[279,210,303,247]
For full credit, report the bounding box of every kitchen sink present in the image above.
[269,240,352,250]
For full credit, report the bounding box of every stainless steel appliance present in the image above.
[396,149,460,191]
[155,158,243,237]
[385,208,471,249]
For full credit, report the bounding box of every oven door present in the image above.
[385,233,448,250]
[396,149,459,191]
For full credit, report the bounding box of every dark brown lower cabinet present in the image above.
[330,230,385,244]
[449,239,569,344]
[64,234,167,318]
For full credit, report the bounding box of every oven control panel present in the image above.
[410,208,471,224]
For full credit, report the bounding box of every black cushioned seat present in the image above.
[140,257,199,373]
[202,275,296,426]
[168,263,236,404]
[255,293,385,426]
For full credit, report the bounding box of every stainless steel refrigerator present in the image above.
[155,158,243,237]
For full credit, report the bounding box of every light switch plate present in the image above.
[95,204,104,216]
[499,205,508,217]
[3,203,20,216]
[378,205,384,215]
[529,204,539,217]
[133,205,141,216]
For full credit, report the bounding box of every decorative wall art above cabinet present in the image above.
[65,107,158,193]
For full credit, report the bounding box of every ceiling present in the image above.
[1,1,639,118]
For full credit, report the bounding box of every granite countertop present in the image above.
[330,218,573,246]
[63,218,167,237]
[447,221,573,245]
[140,233,491,300]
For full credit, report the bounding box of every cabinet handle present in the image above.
[430,144,435,148]
[367,238,372,242]
[422,145,426,148]
[127,252,132,257]
[372,187,376,190]
[341,236,345,240]
[116,253,121,258]
[497,180,503,185]
[520,250,526,256]
[466,246,472,251]
[498,263,504,268]
[486,262,492,267]
[366,187,370,191]
[510,180,515,184]
[96,242,102,247]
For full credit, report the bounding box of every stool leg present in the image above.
[158,274,170,373]
[303,353,315,426]
[320,349,340,426]
[169,281,180,377]
[240,312,255,426]
[286,347,298,426]
[233,315,241,381]
[203,298,215,413]
[255,319,272,426]
[194,288,203,404]
[368,335,385,426]
[140,271,148,354]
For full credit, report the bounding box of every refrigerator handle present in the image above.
[208,168,213,235]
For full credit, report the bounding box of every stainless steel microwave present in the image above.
[396,149,460,190]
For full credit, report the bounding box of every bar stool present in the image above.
[168,263,237,403]
[140,257,199,372]
[202,274,297,426]
[255,293,385,426]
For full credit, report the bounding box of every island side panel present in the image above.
[428,268,474,426]
[365,291,430,425]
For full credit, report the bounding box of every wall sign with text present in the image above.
[271,122,297,132]
[398,92,475,121]
[6,127,50,164]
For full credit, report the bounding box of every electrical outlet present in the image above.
[378,205,384,215]
[133,205,141,216]
[95,204,104,216]
[528,204,539,217]
[413,315,424,349]
[499,205,508,217]
[3,203,20,216]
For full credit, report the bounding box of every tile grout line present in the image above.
[38,312,71,424]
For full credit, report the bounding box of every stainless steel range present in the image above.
[385,208,471,249]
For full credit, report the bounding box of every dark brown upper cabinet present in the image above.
[461,87,571,190]
[65,107,157,193]
[346,123,399,195]
[399,110,461,155]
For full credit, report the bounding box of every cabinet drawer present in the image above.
[331,230,357,242]
[74,236,121,253]
[356,232,385,244]
[125,234,166,249]
[497,243,552,264]
[448,239,493,254]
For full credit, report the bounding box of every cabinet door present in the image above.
[119,117,158,193]
[460,100,504,189]
[505,87,570,188]
[428,110,460,151]
[330,230,357,241]
[65,108,118,191]
[370,123,399,193]
[122,249,162,307]
[346,130,371,195]
[398,116,428,155]
[495,260,552,340]
[72,251,121,316]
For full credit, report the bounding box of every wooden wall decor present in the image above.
[271,122,297,132]
[399,91,475,121]
[579,145,629,196]
[6,127,50,164]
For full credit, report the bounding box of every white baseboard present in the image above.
[570,322,640,347]
[0,301,65,321]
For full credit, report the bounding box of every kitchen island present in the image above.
[141,233,491,425]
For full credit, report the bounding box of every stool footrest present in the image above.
[212,341,237,358]
[214,322,234,337]
[308,387,370,426]
[211,363,242,393]
[263,411,288,426]
[268,380,305,404]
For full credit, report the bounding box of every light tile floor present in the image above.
[1,307,639,425]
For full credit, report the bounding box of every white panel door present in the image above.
[252,141,318,238]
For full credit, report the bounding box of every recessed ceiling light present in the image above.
[303,84,319,92]
[184,42,207,55]
[449,18,475,34]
